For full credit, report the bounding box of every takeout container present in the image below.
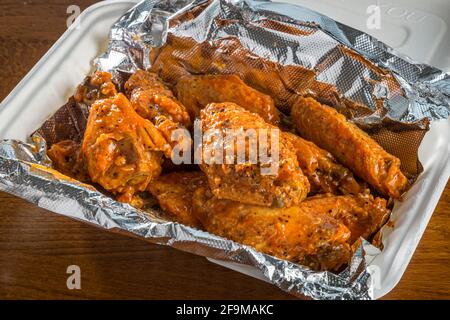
[0,0,449,299]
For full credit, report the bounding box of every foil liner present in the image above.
[1,0,450,300]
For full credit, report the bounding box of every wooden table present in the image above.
[0,0,449,300]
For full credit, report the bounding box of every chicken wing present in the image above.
[200,102,310,207]
[46,72,118,184]
[192,187,351,271]
[175,74,280,125]
[291,97,408,199]
[124,70,191,155]
[302,194,390,244]
[148,171,208,228]
[282,132,363,195]
[82,93,167,207]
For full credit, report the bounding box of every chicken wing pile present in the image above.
[48,68,411,271]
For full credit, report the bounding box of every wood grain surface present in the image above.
[0,0,449,300]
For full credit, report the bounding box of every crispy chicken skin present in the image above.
[82,93,167,207]
[192,187,352,271]
[303,194,390,244]
[47,140,89,182]
[175,74,280,125]
[200,102,310,207]
[124,70,191,154]
[283,132,363,195]
[148,171,208,228]
[291,97,408,199]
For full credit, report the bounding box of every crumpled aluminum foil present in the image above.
[0,0,449,300]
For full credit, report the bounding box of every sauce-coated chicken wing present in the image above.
[124,70,191,155]
[47,72,118,186]
[283,132,363,195]
[82,93,167,207]
[291,97,408,199]
[303,194,390,244]
[148,171,208,228]
[192,187,352,271]
[175,74,280,125]
[200,102,310,207]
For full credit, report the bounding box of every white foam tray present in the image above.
[0,0,449,299]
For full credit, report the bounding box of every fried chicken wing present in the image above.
[192,188,351,271]
[148,171,208,228]
[46,72,119,184]
[47,140,89,182]
[175,74,280,125]
[303,194,390,244]
[82,93,167,207]
[200,102,310,207]
[283,132,363,195]
[124,70,191,155]
[291,97,408,199]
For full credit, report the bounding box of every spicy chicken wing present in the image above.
[200,102,310,207]
[148,171,208,228]
[291,97,408,198]
[82,93,167,207]
[302,194,390,244]
[47,72,120,187]
[192,187,351,271]
[283,132,363,195]
[175,74,280,125]
[124,70,191,155]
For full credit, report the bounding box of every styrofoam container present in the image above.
[0,0,449,299]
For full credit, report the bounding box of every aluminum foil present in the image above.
[1,0,449,300]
